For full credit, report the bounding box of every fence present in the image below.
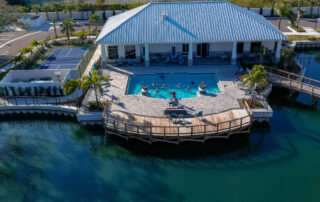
[102,102,253,144]
[78,44,98,77]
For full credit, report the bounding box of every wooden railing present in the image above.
[265,66,320,97]
[102,102,253,144]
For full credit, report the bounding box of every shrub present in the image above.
[17,87,24,96]
[25,87,32,96]
[259,7,263,15]
[46,86,51,96]
[33,87,38,96]
[112,10,116,16]
[102,11,106,20]
[52,86,57,96]
[271,7,274,17]
[4,87,9,96]
[39,86,45,96]
[9,86,16,96]
[87,101,108,111]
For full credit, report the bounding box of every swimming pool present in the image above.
[127,73,220,99]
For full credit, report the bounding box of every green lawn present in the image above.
[286,35,320,41]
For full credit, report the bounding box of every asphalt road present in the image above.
[0,22,103,65]
[266,17,318,32]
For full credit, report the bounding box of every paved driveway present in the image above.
[266,17,319,32]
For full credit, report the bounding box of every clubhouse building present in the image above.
[96,1,287,67]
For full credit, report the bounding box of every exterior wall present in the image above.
[0,70,77,96]
[262,41,276,51]
[209,42,233,52]
[243,42,251,52]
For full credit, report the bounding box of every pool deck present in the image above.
[98,64,248,117]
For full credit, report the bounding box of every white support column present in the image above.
[275,40,281,64]
[135,44,141,62]
[118,45,125,60]
[231,41,237,65]
[101,45,106,63]
[145,43,150,67]
[188,43,193,66]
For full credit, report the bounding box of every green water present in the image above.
[1,54,320,202]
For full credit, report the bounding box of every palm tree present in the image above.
[62,79,81,105]
[52,20,58,38]
[60,19,74,44]
[42,3,52,20]
[89,14,102,30]
[77,0,86,20]
[81,70,109,108]
[31,4,41,14]
[275,1,291,29]
[64,0,75,18]
[241,65,269,106]
[51,1,62,20]
[281,48,294,70]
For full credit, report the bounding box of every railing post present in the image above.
[228,121,231,134]
[191,126,193,137]
[240,117,243,128]
[137,125,139,135]
[163,127,166,139]
[216,123,219,135]
[113,120,116,130]
[149,125,152,142]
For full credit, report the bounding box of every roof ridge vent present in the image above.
[162,10,168,19]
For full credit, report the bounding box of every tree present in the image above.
[64,1,75,18]
[31,4,41,14]
[51,2,62,20]
[296,9,307,28]
[241,65,269,106]
[52,20,58,38]
[30,40,39,48]
[42,3,52,21]
[0,0,26,31]
[60,19,75,44]
[77,0,86,20]
[275,1,292,29]
[20,46,33,58]
[81,70,109,108]
[254,45,268,64]
[62,79,82,105]
[10,54,24,66]
[281,48,294,70]
[89,14,102,30]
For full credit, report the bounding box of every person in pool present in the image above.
[172,91,177,99]
[177,83,182,88]
[152,82,156,87]
[186,86,190,91]
[162,84,167,89]
[155,88,159,93]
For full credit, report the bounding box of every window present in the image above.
[274,42,278,52]
[237,42,244,54]
[250,42,262,53]
[182,44,189,53]
[108,46,118,59]
[172,46,176,57]
[125,45,136,59]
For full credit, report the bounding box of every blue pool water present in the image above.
[127,73,220,99]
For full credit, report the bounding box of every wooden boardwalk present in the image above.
[103,103,252,144]
[266,67,320,99]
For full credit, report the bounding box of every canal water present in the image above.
[0,53,320,202]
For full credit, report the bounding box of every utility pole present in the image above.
[315,2,320,30]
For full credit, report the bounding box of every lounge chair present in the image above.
[127,58,134,65]
[195,111,203,117]
[164,57,171,64]
[116,59,122,66]
[178,56,184,65]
